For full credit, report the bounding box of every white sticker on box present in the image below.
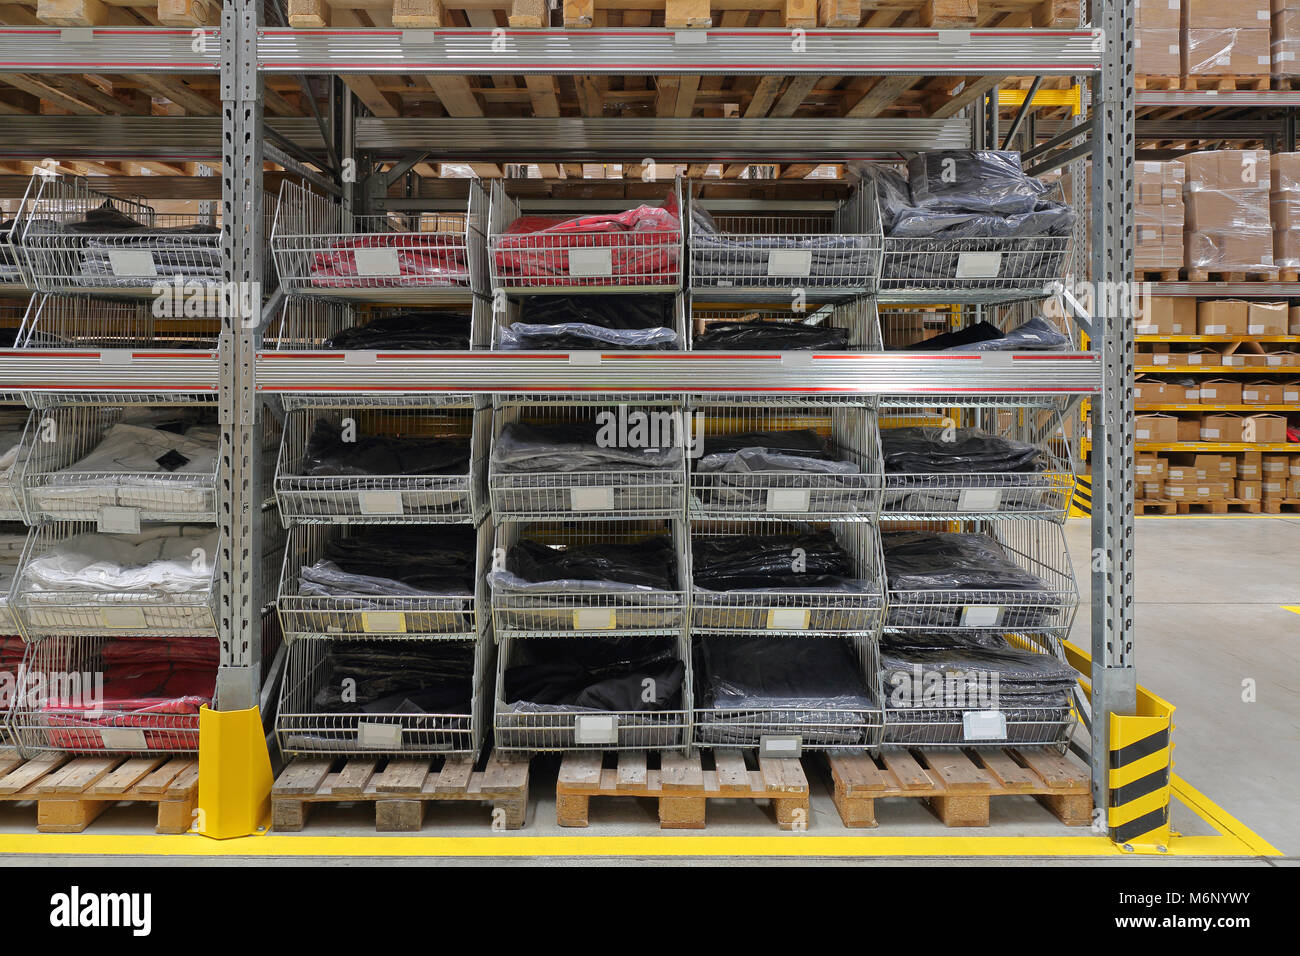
[958,488,1002,511]
[766,488,810,513]
[352,248,401,277]
[99,506,140,534]
[1248,325,1265,335]
[362,611,406,633]
[1285,391,1299,403]
[358,722,403,749]
[956,252,1002,278]
[575,715,619,745]
[107,250,157,278]
[1201,428,1220,439]
[1136,429,1151,440]
[766,250,812,277]
[961,605,1002,627]
[101,607,147,629]
[1243,390,1259,401]
[1137,464,1152,475]
[567,248,613,277]
[1201,388,1217,399]
[1204,325,1226,335]
[99,728,149,751]
[574,607,616,630]
[962,710,1008,742]
[1154,355,1170,365]
[767,607,811,630]
[358,490,404,515]
[570,486,615,511]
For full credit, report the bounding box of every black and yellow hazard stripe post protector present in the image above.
[1108,689,1175,851]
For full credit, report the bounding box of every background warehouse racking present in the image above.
[0,0,1178,843]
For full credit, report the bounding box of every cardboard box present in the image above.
[1241,381,1285,404]
[1262,479,1288,497]
[1240,451,1263,479]
[1136,455,1170,479]
[1184,347,1224,367]
[1182,150,1272,189]
[1236,479,1264,500]
[1136,28,1182,74]
[1200,413,1244,442]
[1136,161,1187,204]
[1136,296,1196,336]
[1177,416,1204,442]
[1264,349,1300,367]
[1276,229,1300,269]
[1140,481,1165,499]
[1284,380,1300,403]
[1291,476,1300,498]
[1220,456,1238,478]
[1291,457,1300,477]
[1185,189,1271,232]
[1134,377,1168,404]
[1135,413,1179,443]
[1291,307,1300,334]
[1263,454,1291,475]
[1165,382,1202,403]
[1248,415,1289,442]
[1186,0,1271,29]
[1198,378,1243,404]
[1185,28,1272,74]
[1193,453,1223,477]
[1186,231,1276,271]
[1247,301,1290,335]
[1167,463,1203,482]
[1221,341,1269,367]
[1136,0,1183,29]
[1274,151,1300,192]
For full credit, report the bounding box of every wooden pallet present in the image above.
[1184,269,1281,283]
[1176,497,1261,515]
[1135,498,1177,515]
[1136,269,1180,283]
[555,749,810,830]
[0,749,198,834]
[271,751,530,832]
[0,0,220,27]
[1180,74,1272,92]
[1135,75,1182,92]
[1261,498,1300,514]
[826,746,1090,828]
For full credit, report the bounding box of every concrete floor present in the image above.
[0,516,1296,865]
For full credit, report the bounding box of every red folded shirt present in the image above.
[311,233,469,287]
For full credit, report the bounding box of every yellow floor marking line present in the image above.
[1170,775,1282,857]
[1283,606,1300,616]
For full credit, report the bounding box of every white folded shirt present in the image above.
[21,526,218,595]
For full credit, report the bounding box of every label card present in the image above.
[958,488,1002,511]
[358,490,404,515]
[767,250,813,277]
[961,605,1002,627]
[570,486,615,511]
[107,250,157,278]
[956,251,1003,278]
[760,735,803,758]
[100,728,149,750]
[358,722,403,749]
[362,611,406,633]
[963,710,1008,741]
[100,506,141,534]
[574,607,616,630]
[352,248,401,277]
[568,248,613,277]
[766,488,811,512]
[767,607,811,629]
[574,715,619,745]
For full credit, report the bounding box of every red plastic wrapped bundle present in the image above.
[493,193,681,287]
[42,637,217,751]
[310,233,470,288]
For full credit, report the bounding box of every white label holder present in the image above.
[956,251,1003,278]
[107,250,158,278]
[358,722,403,749]
[963,710,1008,742]
[352,248,401,277]
[766,250,813,277]
[961,605,1003,627]
[567,248,613,277]
[574,715,619,745]
[100,506,141,534]
[358,490,404,515]
[570,486,615,511]
[99,728,149,751]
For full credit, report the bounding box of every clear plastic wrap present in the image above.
[882,427,1045,474]
[311,641,474,714]
[1185,27,1271,75]
[882,531,1051,592]
[491,420,680,473]
[1272,152,1300,269]
[498,322,679,351]
[951,316,1072,351]
[503,637,685,711]
[297,560,470,598]
[692,321,849,350]
[905,151,1046,217]
[20,526,217,596]
[299,420,470,477]
[302,526,477,595]
[690,529,866,593]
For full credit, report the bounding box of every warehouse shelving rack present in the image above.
[0,1,1140,842]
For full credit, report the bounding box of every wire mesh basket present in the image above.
[690,520,886,636]
[275,633,488,757]
[692,634,883,751]
[277,520,490,641]
[688,187,882,299]
[877,184,1071,305]
[0,520,27,640]
[275,400,489,525]
[880,634,1079,748]
[7,633,214,756]
[0,407,33,522]
[17,175,222,298]
[493,634,692,752]
[879,400,1077,521]
[1,176,41,292]
[878,302,1078,351]
[688,402,883,521]
[491,520,688,638]
[882,518,1080,637]
[688,297,882,351]
[270,179,489,301]
[19,405,222,523]
[489,402,688,521]
[488,178,684,294]
[14,521,221,640]
[490,291,685,351]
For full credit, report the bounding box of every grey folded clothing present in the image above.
[690,204,875,282]
[298,560,470,598]
[492,420,682,472]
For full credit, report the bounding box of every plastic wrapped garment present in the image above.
[900,317,1070,352]
[697,429,845,472]
[312,640,475,714]
[493,193,681,282]
[27,422,220,516]
[693,320,850,350]
[299,419,470,477]
[0,217,25,281]
[60,203,222,287]
[689,202,876,284]
[20,526,217,596]
[42,636,217,751]
[694,635,876,746]
[490,535,676,593]
[492,420,680,474]
[309,233,469,288]
[691,529,873,593]
[882,427,1044,474]
[298,525,477,597]
[905,151,1046,216]
[323,311,471,350]
[693,431,873,514]
[499,295,679,350]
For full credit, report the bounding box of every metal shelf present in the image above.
[0,348,220,395]
[1147,282,1300,298]
[1136,366,1300,374]
[0,26,221,72]
[1136,443,1298,452]
[254,350,1101,397]
[256,27,1105,76]
[1136,89,1300,108]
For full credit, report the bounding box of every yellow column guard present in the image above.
[196,705,273,840]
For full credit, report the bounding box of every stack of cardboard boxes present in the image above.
[1184,151,1275,274]
[1273,152,1300,274]
[1184,0,1273,78]
[1136,0,1183,76]
[1136,161,1186,272]
[1136,451,1300,505]
[1274,0,1300,80]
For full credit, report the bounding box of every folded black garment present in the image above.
[519,294,674,331]
[948,316,1071,352]
[504,636,684,711]
[67,202,220,236]
[313,640,475,713]
[325,311,471,350]
[905,151,1046,217]
[880,642,1078,695]
[507,535,676,590]
[701,429,837,463]
[693,322,850,350]
[902,321,1004,351]
[882,531,1049,592]
[323,525,478,592]
[692,530,855,591]
[492,420,680,473]
[882,427,1045,474]
[300,419,470,477]
[890,201,1075,241]
[697,635,874,710]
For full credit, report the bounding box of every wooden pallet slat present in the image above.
[374,758,431,794]
[87,757,165,796]
[333,758,380,796]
